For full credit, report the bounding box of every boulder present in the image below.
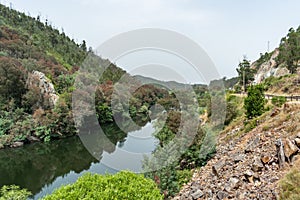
[217,191,228,200]
[252,157,264,172]
[245,137,260,153]
[283,139,299,160]
[212,159,226,177]
[276,139,285,168]
[10,141,24,148]
[27,70,59,108]
[190,189,203,199]
[233,154,245,163]
[225,177,239,192]
[27,135,40,142]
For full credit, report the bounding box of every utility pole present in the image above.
[267,41,270,52]
[243,70,245,93]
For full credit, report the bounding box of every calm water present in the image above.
[0,121,158,199]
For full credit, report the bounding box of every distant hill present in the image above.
[133,75,201,90]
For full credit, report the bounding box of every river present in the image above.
[0,121,158,199]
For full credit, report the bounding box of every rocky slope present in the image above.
[251,49,300,84]
[174,102,300,199]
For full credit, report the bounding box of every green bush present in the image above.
[177,169,192,187]
[225,95,239,125]
[42,171,163,200]
[0,185,31,200]
[244,84,266,119]
[271,96,286,107]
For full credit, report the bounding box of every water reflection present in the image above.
[0,120,157,199]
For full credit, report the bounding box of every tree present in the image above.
[244,84,265,119]
[236,58,256,91]
[0,57,27,107]
[277,27,300,74]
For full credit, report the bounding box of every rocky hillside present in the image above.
[174,102,300,199]
[252,49,289,84]
[251,27,300,84]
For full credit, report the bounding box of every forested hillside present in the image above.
[0,4,128,148]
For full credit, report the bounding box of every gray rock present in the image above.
[245,137,260,153]
[190,189,203,199]
[212,159,226,176]
[27,135,40,142]
[225,177,239,192]
[252,156,264,172]
[233,153,245,163]
[244,170,254,177]
[283,138,299,160]
[217,191,228,200]
[11,141,24,148]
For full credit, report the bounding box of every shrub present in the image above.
[42,171,163,200]
[0,185,31,200]
[225,95,239,125]
[177,169,193,187]
[271,96,286,107]
[244,84,266,119]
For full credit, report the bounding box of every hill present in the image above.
[0,3,127,148]
[252,27,300,84]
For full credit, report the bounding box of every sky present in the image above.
[4,0,300,82]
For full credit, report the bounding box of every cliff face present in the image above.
[251,49,290,84]
[26,71,59,109]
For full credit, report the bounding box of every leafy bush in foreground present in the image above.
[42,171,163,200]
[0,185,31,200]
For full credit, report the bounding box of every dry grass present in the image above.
[265,74,300,95]
[279,158,300,200]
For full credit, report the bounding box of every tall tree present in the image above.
[236,57,256,91]
[277,27,300,74]
[0,57,27,107]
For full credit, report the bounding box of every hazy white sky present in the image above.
[4,0,300,80]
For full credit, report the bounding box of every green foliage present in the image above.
[0,57,27,107]
[256,52,272,68]
[0,185,31,200]
[42,171,163,200]
[244,84,266,119]
[243,118,258,133]
[236,58,256,91]
[277,26,300,74]
[55,74,75,94]
[144,164,180,198]
[271,96,286,107]
[96,103,113,123]
[176,169,192,187]
[225,95,239,125]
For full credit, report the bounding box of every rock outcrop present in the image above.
[26,70,59,108]
[252,49,289,84]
